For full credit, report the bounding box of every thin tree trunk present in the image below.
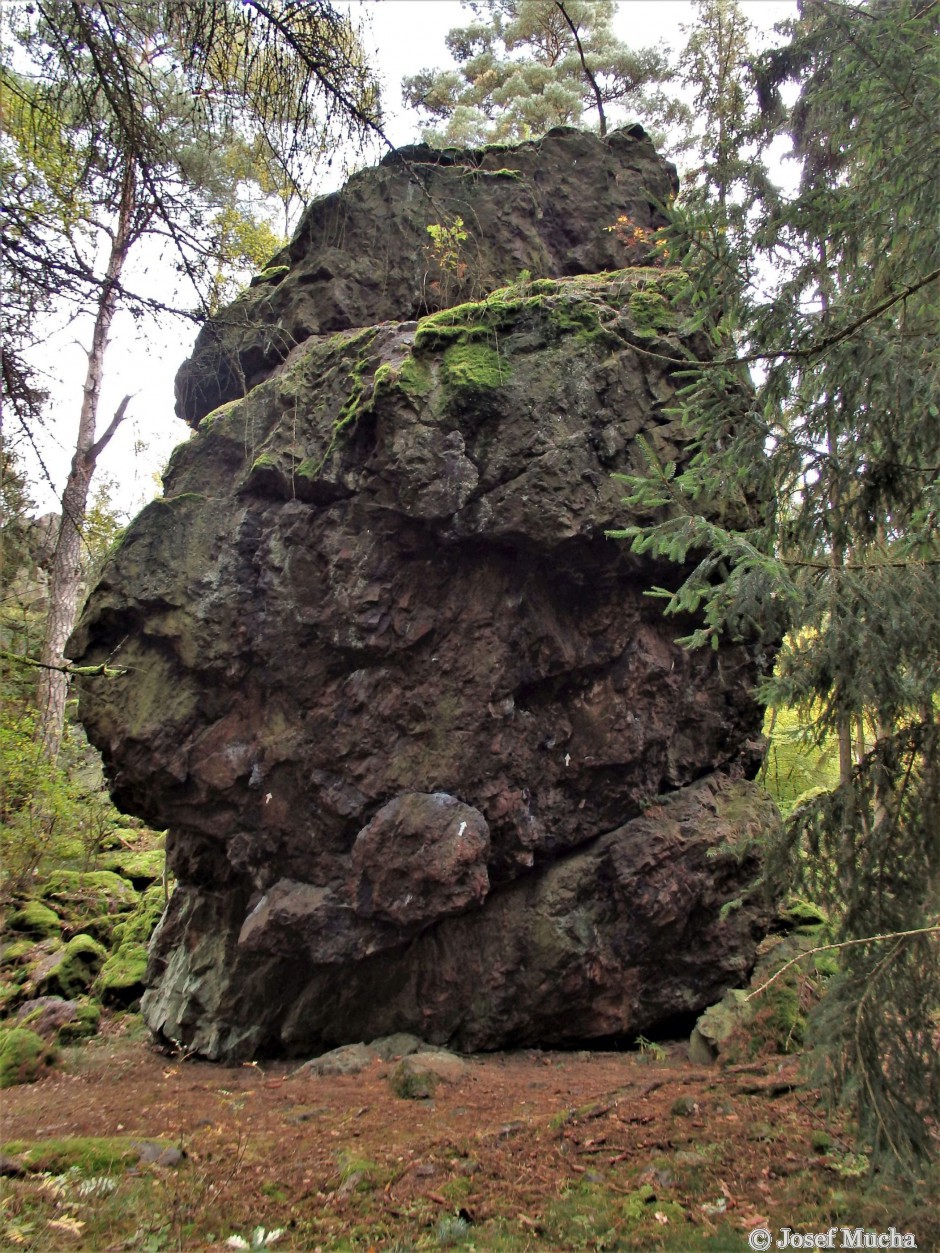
[555,1,607,135]
[815,241,856,892]
[36,165,138,759]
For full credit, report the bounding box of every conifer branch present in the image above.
[745,924,940,1002]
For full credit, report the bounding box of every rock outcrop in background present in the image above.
[71,128,778,1061]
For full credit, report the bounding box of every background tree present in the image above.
[402,0,685,146]
[0,0,381,758]
[617,0,940,1169]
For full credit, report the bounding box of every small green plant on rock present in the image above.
[426,216,469,279]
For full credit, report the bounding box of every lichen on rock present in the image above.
[71,128,778,1061]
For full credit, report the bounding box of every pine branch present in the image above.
[622,267,940,371]
[764,266,940,364]
[745,924,940,1002]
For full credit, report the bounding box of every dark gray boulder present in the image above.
[71,132,777,1061]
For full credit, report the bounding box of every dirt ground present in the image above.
[1,1016,937,1252]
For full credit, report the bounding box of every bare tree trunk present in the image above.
[555,2,607,136]
[36,166,138,759]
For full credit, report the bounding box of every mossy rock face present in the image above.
[7,900,61,938]
[0,1026,56,1088]
[36,933,107,999]
[174,128,680,426]
[442,342,510,401]
[41,870,139,916]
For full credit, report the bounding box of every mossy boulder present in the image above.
[689,930,826,1064]
[15,995,99,1043]
[0,1026,56,1088]
[98,848,165,887]
[97,885,164,1007]
[97,944,148,1007]
[7,899,61,938]
[41,869,139,916]
[75,912,122,945]
[35,933,107,999]
[72,135,776,1062]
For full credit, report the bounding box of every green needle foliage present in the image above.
[402,0,685,146]
[614,0,940,1170]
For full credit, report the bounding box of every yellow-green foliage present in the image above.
[0,709,85,901]
[761,706,841,815]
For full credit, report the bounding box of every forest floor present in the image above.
[1,1015,937,1252]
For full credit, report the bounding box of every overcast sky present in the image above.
[25,1,797,517]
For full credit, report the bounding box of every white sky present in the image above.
[22,0,797,518]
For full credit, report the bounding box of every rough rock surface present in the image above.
[72,128,777,1061]
[175,126,679,427]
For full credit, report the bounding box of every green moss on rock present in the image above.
[1,938,37,964]
[38,934,107,998]
[442,342,509,393]
[249,264,290,287]
[77,913,121,945]
[97,944,149,1007]
[0,1027,56,1088]
[41,870,139,916]
[7,900,61,938]
[389,1060,439,1099]
[111,885,165,946]
[99,849,165,886]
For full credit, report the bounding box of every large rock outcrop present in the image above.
[175,125,680,426]
[72,129,778,1061]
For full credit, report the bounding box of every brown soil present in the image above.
[1,1016,936,1251]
